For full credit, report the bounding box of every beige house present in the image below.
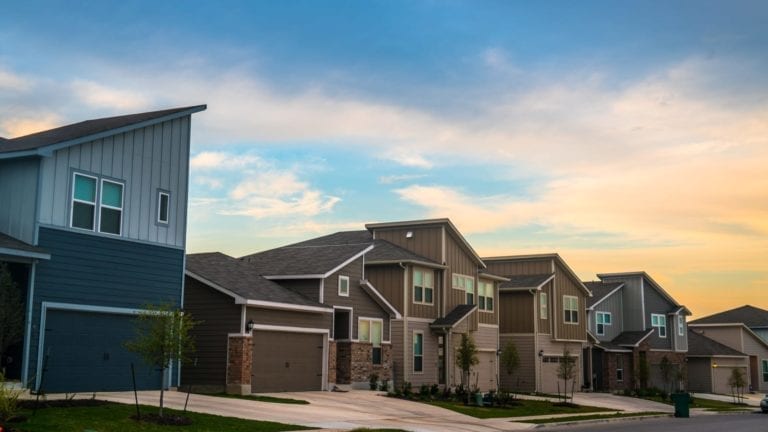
[686,329,749,395]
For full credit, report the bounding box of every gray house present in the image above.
[0,106,206,392]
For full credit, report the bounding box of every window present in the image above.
[413,268,434,305]
[678,315,685,337]
[596,311,612,336]
[157,191,170,224]
[651,314,667,338]
[563,295,579,324]
[99,179,124,235]
[359,318,383,365]
[338,276,350,296]
[616,354,624,382]
[763,360,768,382]
[72,173,97,230]
[452,274,475,304]
[540,292,548,319]
[478,281,494,311]
[413,332,423,373]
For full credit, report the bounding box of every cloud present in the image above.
[70,80,150,111]
[0,114,62,138]
[190,151,263,170]
[0,67,31,90]
[378,173,427,184]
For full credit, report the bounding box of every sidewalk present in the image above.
[692,392,763,407]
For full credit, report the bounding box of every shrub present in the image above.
[622,388,634,397]
[379,381,389,392]
[441,386,453,401]
[419,384,430,399]
[369,373,379,390]
[0,372,23,423]
[455,384,468,403]
[430,383,440,396]
[402,381,412,399]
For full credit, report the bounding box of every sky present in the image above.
[1,1,767,318]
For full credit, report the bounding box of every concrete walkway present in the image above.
[692,392,764,407]
[515,392,674,413]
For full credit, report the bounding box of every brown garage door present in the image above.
[252,331,324,392]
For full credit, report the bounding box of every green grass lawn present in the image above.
[524,411,667,424]
[11,402,312,432]
[426,399,614,419]
[195,392,309,405]
[638,395,751,411]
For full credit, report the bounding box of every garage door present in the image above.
[252,331,324,392]
[541,355,580,394]
[41,309,162,393]
[475,352,497,391]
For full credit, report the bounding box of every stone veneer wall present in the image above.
[336,342,352,384]
[332,341,393,386]
[226,335,253,395]
[328,341,337,384]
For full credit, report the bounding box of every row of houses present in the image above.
[1,106,766,397]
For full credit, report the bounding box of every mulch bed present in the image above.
[131,413,193,426]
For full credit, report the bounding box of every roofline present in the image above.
[361,280,403,319]
[185,270,246,303]
[690,323,768,351]
[0,246,51,261]
[243,299,332,313]
[430,305,478,329]
[261,244,374,279]
[483,254,592,296]
[366,218,485,268]
[478,273,511,282]
[686,354,748,358]
[500,273,555,292]
[586,282,625,310]
[0,105,207,160]
[598,271,683,309]
[365,259,447,269]
[618,329,654,347]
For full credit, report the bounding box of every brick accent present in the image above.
[333,341,393,385]
[226,335,253,394]
[328,341,337,384]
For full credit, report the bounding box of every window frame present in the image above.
[762,359,768,382]
[563,295,579,324]
[157,190,170,225]
[413,331,424,373]
[70,172,98,232]
[98,178,124,236]
[478,280,494,312]
[651,313,667,338]
[596,311,612,336]
[452,273,475,305]
[677,315,685,337]
[412,268,434,305]
[338,275,350,297]
[540,292,548,319]
[359,317,384,365]
[616,353,624,382]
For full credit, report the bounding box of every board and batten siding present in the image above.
[181,276,241,389]
[553,262,587,342]
[643,282,674,350]
[484,259,552,278]
[390,319,405,385]
[407,266,438,320]
[589,290,623,342]
[0,157,39,244]
[672,314,688,352]
[499,291,534,333]
[686,357,712,392]
[29,227,184,388]
[366,264,405,314]
[37,116,190,248]
[538,282,552,334]
[478,277,499,325]
[371,226,443,264]
[445,232,480,312]
[602,276,644,331]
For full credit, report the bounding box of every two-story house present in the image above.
[482,254,592,394]
[0,106,206,393]
[585,271,690,391]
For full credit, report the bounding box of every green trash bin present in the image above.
[671,392,691,418]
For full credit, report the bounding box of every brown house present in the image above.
[482,254,592,394]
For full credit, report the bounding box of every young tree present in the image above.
[0,263,24,377]
[557,349,576,403]
[124,303,198,417]
[455,333,479,403]
[659,356,674,398]
[727,368,746,404]
[637,356,650,389]
[500,341,520,394]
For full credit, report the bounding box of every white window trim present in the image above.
[596,311,612,336]
[761,359,768,382]
[412,268,434,306]
[478,280,494,313]
[677,315,684,337]
[540,292,548,320]
[157,190,170,224]
[563,295,579,325]
[332,306,353,341]
[651,313,667,338]
[70,172,98,232]
[357,317,384,344]
[98,178,124,236]
[413,330,424,374]
[452,273,473,290]
[338,275,350,297]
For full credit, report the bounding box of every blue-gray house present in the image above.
[0,105,206,393]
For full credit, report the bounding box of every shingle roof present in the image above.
[687,329,747,357]
[287,230,373,247]
[499,274,553,290]
[0,232,50,260]
[690,305,768,328]
[611,330,654,347]
[0,105,206,154]
[240,242,372,276]
[431,304,477,328]
[186,252,326,308]
[584,281,624,307]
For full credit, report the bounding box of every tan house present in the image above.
[482,254,592,394]
[686,329,749,395]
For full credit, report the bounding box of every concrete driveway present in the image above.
[514,392,672,413]
[99,389,536,431]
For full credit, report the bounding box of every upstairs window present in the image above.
[413,268,434,305]
[678,315,685,336]
[596,311,612,336]
[338,275,350,297]
[651,314,667,338]
[99,180,124,235]
[157,191,170,224]
[563,295,579,324]
[453,274,474,304]
[540,292,548,319]
[478,281,494,312]
[72,173,97,230]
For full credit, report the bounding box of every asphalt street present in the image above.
[545,413,768,432]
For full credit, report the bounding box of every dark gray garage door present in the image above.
[252,331,324,392]
[41,309,162,393]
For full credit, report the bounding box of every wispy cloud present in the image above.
[70,80,150,111]
[378,173,427,184]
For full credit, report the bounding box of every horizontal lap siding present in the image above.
[500,291,534,333]
[275,279,320,303]
[0,158,38,243]
[247,308,332,330]
[499,335,535,392]
[366,265,404,314]
[741,330,768,391]
[475,325,498,351]
[406,320,439,387]
[391,319,405,385]
[181,277,241,388]
[687,358,712,392]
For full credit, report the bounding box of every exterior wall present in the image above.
[372,226,443,264]
[537,335,584,393]
[499,291,534,333]
[589,291,623,342]
[741,329,768,391]
[693,326,743,351]
[672,314,688,352]
[553,261,587,342]
[226,335,253,395]
[687,357,712,393]
[403,320,439,387]
[602,275,644,331]
[444,231,479,312]
[275,279,320,303]
[390,319,405,385]
[538,283,552,334]
[0,157,39,243]
[366,264,405,313]
[499,334,535,392]
[601,351,634,391]
[407,266,439,320]
[710,357,749,395]
[29,227,183,387]
[328,341,337,384]
[643,282,675,350]
[484,259,552,277]
[181,277,241,389]
[342,342,392,386]
[478,277,499,325]
[693,325,768,392]
[644,350,686,390]
[37,116,190,248]
[246,307,332,330]
[752,328,768,343]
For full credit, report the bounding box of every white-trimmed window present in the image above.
[478,281,494,312]
[452,274,475,304]
[678,315,684,336]
[616,354,624,382]
[762,359,768,382]
[71,173,97,231]
[540,292,548,319]
[651,313,667,338]
[413,331,423,373]
[338,275,350,297]
[413,268,434,305]
[563,295,579,324]
[157,191,170,224]
[359,318,384,365]
[596,311,612,336]
[99,179,124,235]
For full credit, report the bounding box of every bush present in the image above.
[659,390,668,401]
[441,386,453,401]
[430,383,440,397]
[419,384,430,399]
[455,384,468,403]
[379,381,389,392]
[402,381,412,399]
[622,388,634,397]
[369,373,379,390]
[0,373,23,423]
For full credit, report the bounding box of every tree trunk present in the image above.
[159,368,166,417]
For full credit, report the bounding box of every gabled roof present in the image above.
[690,305,768,329]
[477,270,510,282]
[287,230,373,247]
[597,271,690,315]
[360,280,402,319]
[611,329,654,347]
[185,252,329,311]
[365,218,485,268]
[584,281,624,308]
[687,329,747,357]
[0,232,50,261]
[499,273,554,291]
[0,105,207,159]
[431,304,477,329]
[240,242,373,278]
[483,253,592,296]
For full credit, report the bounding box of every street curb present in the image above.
[532,413,671,428]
